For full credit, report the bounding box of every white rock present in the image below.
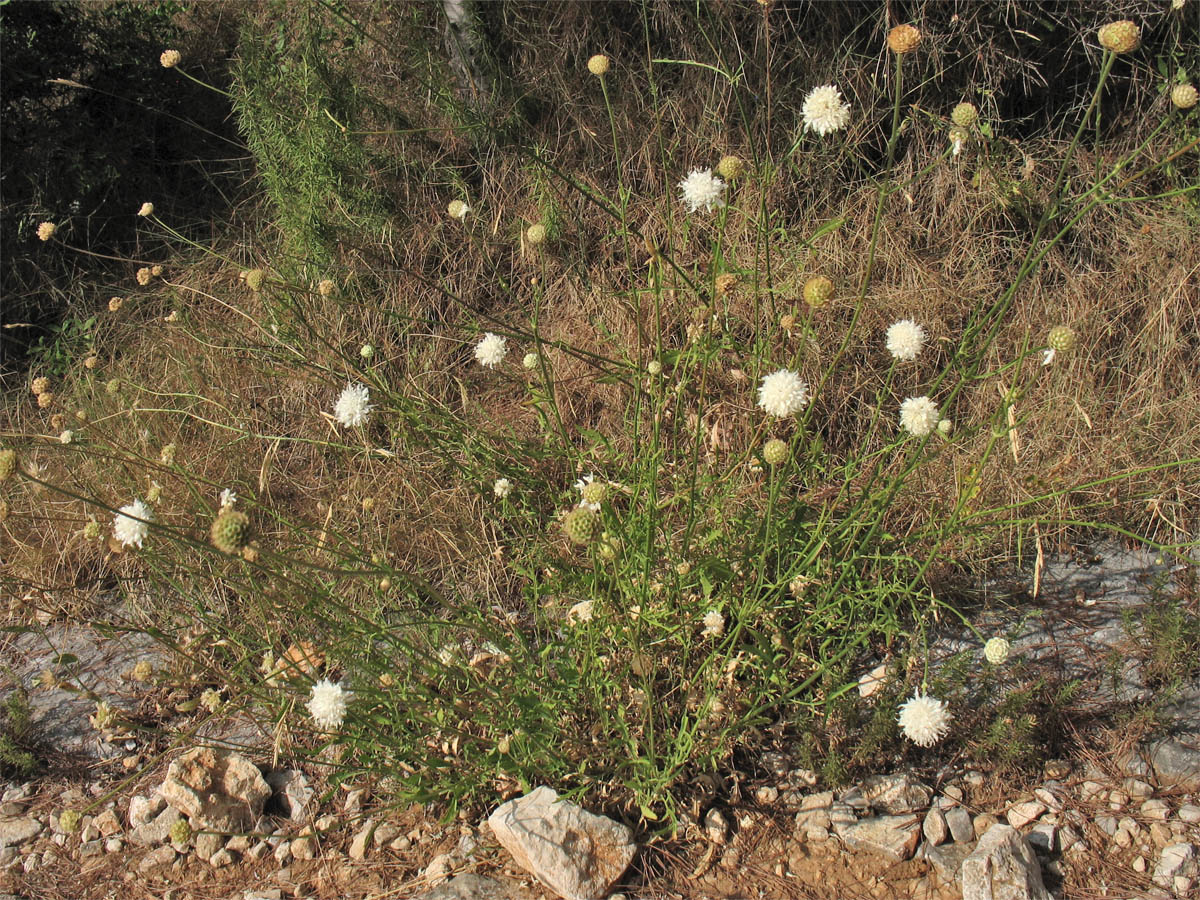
[488,786,636,900]
[961,824,1052,900]
[0,816,42,849]
[923,806,948,846]
[160,748,270,833]
[1141,799,1170,820]
[858,662,889,699]
[946,806,974,843]
[1006,801,1046,830]
[425,852,453,884]
[1177,804,1200,823]
[350,818,375,859]
[704,808,728,844]
[837,814,921,861]
[137,845,176,873]
[105,838,123,853]
[1153,842,1197,888]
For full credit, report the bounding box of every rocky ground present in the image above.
[1,539,1197,900]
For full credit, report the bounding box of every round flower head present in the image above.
[757,369,810,418]
[160,49,181,68]
[475,332,507,368]
[84,355,99,369]
[160,443,177,465]
[83,520,101,540]
[701,610,726,637]
[59,430,74,445]
[647,360,663,376]
[897,691,951,747]
[763,438,788,465]
[307,679,347,731]
[37,222,56,242]
[1097,20,1140,54]
[108,297,124,313]
[106,378,120,395]
[334,382,373,428]
[447,199,469,220]
[899,396,939,436]
[525,223,547,245]
[522,352,539,370]
[1172,84,1199,110]
[211,508,250,555]
[31,376,50,396]
[244,268,265,292]
[803,276,835,307]
[151,265,163,277]
[58,809,81,834]
[138,202,154,217]
[587,54,610,76]
[1047,325,1076,351]
[0,448,16,483]
[359,344,374,359]
[716,155,745,180]
[937,418,952,435]
[317,279,336,296]
[37,391,54,409]
[678,168,727,214]
[135,267,152,286]
[802,84,851,136]
[984,637,1010,665]
[885,319,927,361]
[168,818,191,845]
[562,506,598,545]
[887,24,922,54]
[493,477,512,498]
[951,102,978,128]
[576,474,608,509]
[113,499,153,549]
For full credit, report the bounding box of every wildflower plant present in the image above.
[5,2,1198,832]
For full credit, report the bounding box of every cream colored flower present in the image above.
[475,332,507,368]
[37,222,57,241]
[984,637,1010,665]
[307,679,347,731]
[802,84,851,136]
[899,396,939,436]
[898,691,951,747]
[757,369,810,417]
[138,202,154,217]
[701,610,726,637]
[678,168,726,213]
[885,319,927,361]
[160,49,182,68]
[587,54,610,76]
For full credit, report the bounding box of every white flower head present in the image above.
[886,319,927,361]
[113,499,153,549]
[447,199,469,220]
[1041,348,1056,367]
[138,202,154,217]
[678,168,726,214]
[984,637,1010,665]
[802,84,851,136]
[899,396,939,436]
[334,383,373,428]
[59,430,74,445]
[493,477,513,499]
[219,488,237,510]
[574,473,605,511]
[475,332,507,368]
[701,610,726,637]
[757,369,810,418]
[567,599,594,625]
[898,691,952,747]
[522,352,539,370]
[307,679,348,731]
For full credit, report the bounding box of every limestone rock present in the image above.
[0,817,42,850]
[130,806,181,846]
[350,818,375,859]
[265,770,312,824]
[137,845,176,873]
[1005,801,1046,830]
[961,824,1051,900]
[923,806,948,846]
[920,840,975,883]
[160,747,270,833]
[946,806,974,843]
[859,773,933,814]
[416,874,520,900]
[1153,842,1197,889]
[194,831,222,859]
[1148,739,1200,791]
[488,786,636,900]
[836,814,921,861]
[94,808,121,836]
[127,793,165,828]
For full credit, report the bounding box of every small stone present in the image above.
[425,852,453,884]
[350,818,375,859]
[704,808,729,844]
[94,809,121,837]
[374,822,400,847]
[961,824,1052,900]
[344,788,366,813]
[1153,842,1197,888]
[80,840,102,857]
[919,841,975,884]
[1079,781,1106,802]
[131,807,182,846]
[1141,799,1170,820]
[248,841,270,860]
[128,794,165,828]
[923,806,948,846]
[1118,816,1141,836]
[1148,738,1200,791]
[23,853,39,873]
[1150,822,1173,846]
[0,846,17,867]
[290,834,316,860]
[1176,876,1195,895]
[1058,826,1083,854]
[316,813,337,832]
[105,838,123,853]
[273,841,292,864]
[836,814,921,861]
[1124,778,1154,799]
[860,773,933,814]
[390,835,412,852]
[226,834,251,853]
[1043,760,1071,780]
[754,786,779,804]
[1113,827,1133,848]
[1027,823,1056,854]
[0,816,42,849]
[963,771,984,788]
[1179,804,1200,824]
[1095,815,1118,836]
[941,785,964,806]
[209,848,234,867]
[973,813,1000,840]
[1007,801,1046,830]
[1133,855,1147,872]
[138,845,176,873]
[1033,788,1062,812]
[946,807,974,843]
[194,831,222,859]
[1109,789,1129,809]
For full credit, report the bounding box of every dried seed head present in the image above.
[951,102,978,127]
[1097,20,1140,54]
[887,24,921,54]
[587,54,610,76]
[803,276,834,307]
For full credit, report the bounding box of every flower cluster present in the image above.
[475,332,507,368]
[802,85,851,136]
[898,691,951,747]
[899,396,939,436]
[113,499,153,549]
[757,369,810,418]
[886,319,927,361]
[334,383,373,427]
[678,168,726,213]
[307,679,348,730]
